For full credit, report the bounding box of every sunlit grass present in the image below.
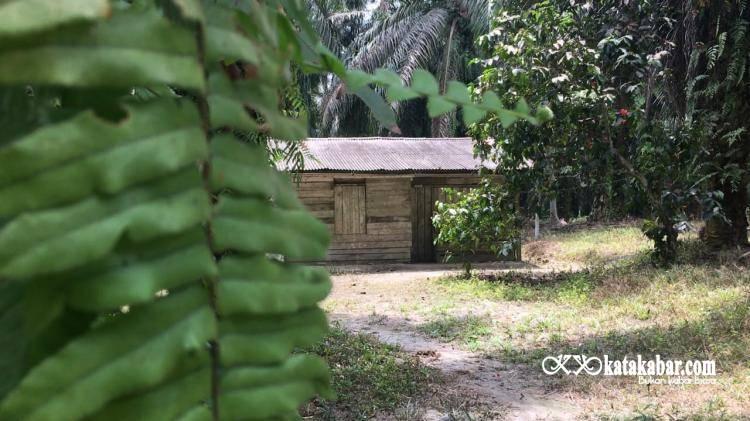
[434,260,749,363]
[324,224,750,418]
[524,222,652,265]
[424,226,749,417]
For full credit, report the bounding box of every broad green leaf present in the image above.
[222,354,329,394]
[410,69,440,96]
[211,135,304,210]
[66,229,217,312]
[205,26,259,64]
[0,8,204,90]
[219,308,328,365]
[0,100,206,217]
[445,81,472,104]
[497,110,519,128]
[276,10,303,63]
[210,135,306,209]
[0,170,210,278]
[0,287,215,421]
[176,406,212,421]
[386,84,420,102]
[427,96,456,118]
[266,114,308,141]
[514,98,530,115]
[317,46,347,77]
[537,105,555,122]
[373,69,403,86]
[462,104,487,126]
[277,0,318,42]
[480,91,504,111]
[351,85,400,133]
[213,197,330,260]
[345,69,373,90]
[207,70,306,140]
[170,0,205,23]
[217,256,331,315]
[0,280,44,398]
[0,0,110,38]
[208,94,258,131]
[208,71,277,115]
[0,2,337,419]
[87,369,211,421]
[220,355,332,419]
[216,197,328,250]
[2,283,104,408]
[205,6,259,64]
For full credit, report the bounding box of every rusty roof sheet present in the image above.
[280,137,494,173]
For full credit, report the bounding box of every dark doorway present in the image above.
[412,182,475,263]
[411,184,437,262]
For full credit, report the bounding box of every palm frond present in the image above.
[395,9,451,83]
[351,13,422,71]
[315,0,488,136]
[328,10,369,26]
[456,0,491,36]
[352,1,428,51]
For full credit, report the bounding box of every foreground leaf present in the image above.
[0,7,204,90]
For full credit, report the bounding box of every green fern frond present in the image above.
[0,2,333,419]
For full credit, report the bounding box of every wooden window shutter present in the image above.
[334,183,366,234]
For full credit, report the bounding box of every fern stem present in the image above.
[190,19,222,421]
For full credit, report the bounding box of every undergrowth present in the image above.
[303,324,437,420]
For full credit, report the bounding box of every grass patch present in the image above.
[322,224,750,418]
[418,314,492,349]
[525,222,651,265]
[434,245,749,392]
[550,224,648,264]
[437,270,597,304]
[303,324,437,420]
[597,397,737,420]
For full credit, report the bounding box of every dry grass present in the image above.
[523,221,651,266]
[322,223,750,419]
[426,227,750,419]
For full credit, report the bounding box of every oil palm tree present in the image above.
[319,0,491,137]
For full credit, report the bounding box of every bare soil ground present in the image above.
[329,282,579,420]
[320,222,750,420]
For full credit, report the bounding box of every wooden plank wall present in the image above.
[294,173,412,263]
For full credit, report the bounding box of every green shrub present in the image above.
[432,179,520,276]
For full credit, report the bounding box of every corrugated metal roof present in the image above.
[279,137,494,173]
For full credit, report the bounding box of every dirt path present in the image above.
[326,265,581,420]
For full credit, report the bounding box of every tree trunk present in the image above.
[703,179,749,248]
[549,197,563,227]
[430,18,457,138]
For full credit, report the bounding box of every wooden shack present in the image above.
[287,137,517,263]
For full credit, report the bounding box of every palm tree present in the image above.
[318,0,490,137]
[295,0,371,136]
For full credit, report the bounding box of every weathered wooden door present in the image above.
[411,185,436,262]
[412,184,474,262]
